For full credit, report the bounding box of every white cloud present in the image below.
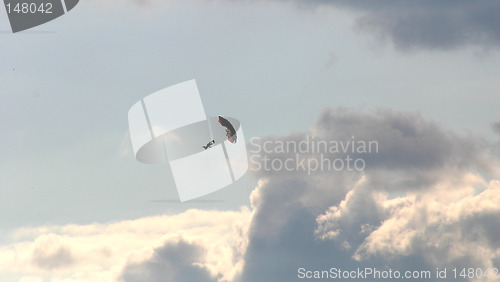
[353,177,500,266]
[0,208,251,282]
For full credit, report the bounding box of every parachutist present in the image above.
[203,140,215,150]
[219,115,237,143]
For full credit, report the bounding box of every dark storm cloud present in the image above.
[295,0,500,50]
[120,240,217,282]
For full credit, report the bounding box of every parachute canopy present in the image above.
[218,115,237,143]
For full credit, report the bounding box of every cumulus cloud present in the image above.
[250,109,493,191]
[353,178,500,267]
[0,208,250,282]
[241,108,499,281]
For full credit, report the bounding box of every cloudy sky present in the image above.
[1,0,499,281]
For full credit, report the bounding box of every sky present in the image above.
[0,0,499,281]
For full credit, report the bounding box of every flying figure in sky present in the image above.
[203,140,215,150]
[218,115,237,143]
[202,116,237,150]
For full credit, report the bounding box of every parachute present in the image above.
[218,115,237,143]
